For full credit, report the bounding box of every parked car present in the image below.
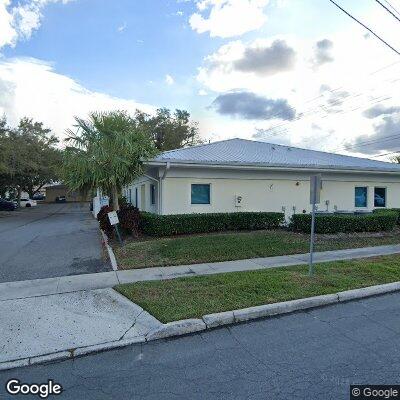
[55,196,66,203]
[0,198,17,211]
[32,193,45,201]
[14,198,37,208]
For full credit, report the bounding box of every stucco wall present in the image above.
[160,167,400,218]
[123,176,158,213]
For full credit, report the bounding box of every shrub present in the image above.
[97,205,114,238]
[291,211,398,234]
[374,208,400,225]
[140,212,285,237]
[117,204,140,238]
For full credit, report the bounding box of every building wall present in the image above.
[160,167,400,218]
[123,176,158,213]
[45,186,90,203]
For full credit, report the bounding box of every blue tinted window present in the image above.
[191,184,210,204]
[355,187,367,207]
[374,187,386,207]
[150,185,156,205]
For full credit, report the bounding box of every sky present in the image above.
[1,0,400,160]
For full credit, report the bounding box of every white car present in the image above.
[15,198,37,208]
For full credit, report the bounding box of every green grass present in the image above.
[115,255,400,323]
[114,229,400,269]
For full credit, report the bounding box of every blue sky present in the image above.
[1,0,400,157]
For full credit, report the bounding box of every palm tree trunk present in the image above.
[111,184,119,211]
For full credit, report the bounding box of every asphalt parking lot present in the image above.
[0,202,111,283]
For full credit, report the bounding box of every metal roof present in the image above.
[149,138,400,173]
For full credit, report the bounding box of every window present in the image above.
[374,187,386,207]
[135,188,138,207]
[150,184,156,205]
[355,187,367,208]
[129,189,132,204]
[191,184,210,205]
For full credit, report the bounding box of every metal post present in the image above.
[115,224,123,246]
[309,201,316,276]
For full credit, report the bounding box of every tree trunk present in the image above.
[17,187,21,206]
[111,184,119,211]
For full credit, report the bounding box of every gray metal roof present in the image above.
[149,138,400,173]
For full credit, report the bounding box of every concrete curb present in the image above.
[0,336,145,372]
[147,281,400,337]
[100,230,118,271]
[2,281,400,371]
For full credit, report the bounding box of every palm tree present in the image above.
[62,110,158,210]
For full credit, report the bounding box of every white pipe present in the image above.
[159,162,170,215]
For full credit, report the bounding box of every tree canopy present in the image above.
[62,110,158,210]
[0,117,61,199]
[135,108,203,151]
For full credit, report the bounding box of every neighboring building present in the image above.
[123,138,400,219]
[45,184,90,203]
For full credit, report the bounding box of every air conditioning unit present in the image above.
[235,195,243,207]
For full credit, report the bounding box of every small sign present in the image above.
[310,175,322,205]
[107,211,119,226]
[100,196,109,207]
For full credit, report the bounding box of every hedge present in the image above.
[140,212,285,237]
[374,208,400,225]
[291,211,398,234]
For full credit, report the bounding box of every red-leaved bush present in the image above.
[97,205,114,238]
[117,204,140,238]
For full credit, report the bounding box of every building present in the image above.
[123,138,400,219]
[45,184,90,203]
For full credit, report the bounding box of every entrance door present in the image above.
[141,184,146,211]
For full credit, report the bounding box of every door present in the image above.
[141,184,146,211]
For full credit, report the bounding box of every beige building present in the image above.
[123,139,400,219]
[45,184,90,203]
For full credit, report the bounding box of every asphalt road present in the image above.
[1,292,399,399]
[0,203,110,283]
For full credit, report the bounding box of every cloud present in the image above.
[0,0,73,49]
[345,115,400,154]
[0,57,155,138]
[189,0,269,38]
[117,22,127,32]
[165,74,174,85]
[198,89,208,96]
[312,39,334,67]
[234,39,296,76]
[210,91,295,121]
[363,104,400,119]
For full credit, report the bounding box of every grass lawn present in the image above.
[114,229,400,269]
[115,255,400,323]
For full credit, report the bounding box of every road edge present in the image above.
[100,230,118,271]
[2,281,400,371]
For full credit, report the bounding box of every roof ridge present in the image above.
[233,138,395,166]
[159,138,239,156]
[154,137,399,168]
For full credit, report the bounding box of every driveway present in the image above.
[1,291,399,399]
[0,203,110,283]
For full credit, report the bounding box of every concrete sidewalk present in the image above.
[1,244,400,302]
[0,288,162,369]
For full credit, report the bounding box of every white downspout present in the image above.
[159,162,170,215]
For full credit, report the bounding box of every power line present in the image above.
[328,0,400,55]
[376,0,400,22]
[334,131,400,152]
[372,149,400,157]
[253,60,400,133]
[382,0,400,18]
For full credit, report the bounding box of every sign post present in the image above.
[107,211,123,246]
[309,175,322,276]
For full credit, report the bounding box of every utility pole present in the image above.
[309,175,322,276]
